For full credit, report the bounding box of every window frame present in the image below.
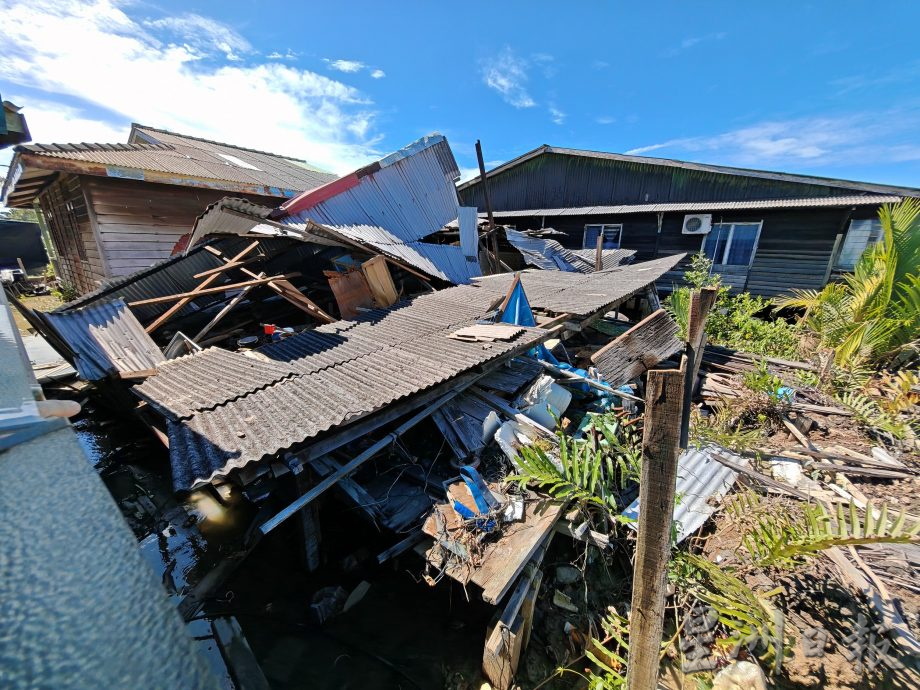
[701,220,763,268]
[582,223,623,250]
[834,218,883,270]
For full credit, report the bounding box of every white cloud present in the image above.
[548,104,566,125]
[145,13,251,60]
[481,47,535,108]
[326,59,366,73]
[664,31,727,57]
[370,69,386,79]
[624,110,920,168]
[458,167,481,183]
[0,0,382,174]
[267,49,298,61]
[596,115,616,125]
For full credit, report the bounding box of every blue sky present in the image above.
[2,0,920,189]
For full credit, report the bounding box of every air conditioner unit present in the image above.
[681,214,712,235]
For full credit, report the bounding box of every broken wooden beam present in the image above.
[590,308,682,389]
[144,240,260,333]
[129,273,299,306]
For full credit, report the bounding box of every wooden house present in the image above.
[458,146,919,296]
[1,124,337,295]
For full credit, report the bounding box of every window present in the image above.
[702,222,761,266]
[835,219,883,270]
[583,224,622,249]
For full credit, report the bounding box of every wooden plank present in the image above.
[142,240,260,333]
[129,273,296,306]
[590,308,683,388]
[679,287,718,448]
[193,257,261,279]
[361,255,399,308]
[192,277,262,342]
[626,366,685,690]
[474,498,561,604]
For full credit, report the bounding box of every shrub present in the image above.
[665,253,800,360]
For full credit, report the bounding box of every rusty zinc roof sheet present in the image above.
[15,125,337,197]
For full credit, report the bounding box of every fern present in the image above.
[672,553,786,671]
[508,412,642,516]
[835,390,910,439]
[735,497,920,568]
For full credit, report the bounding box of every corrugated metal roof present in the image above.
[6,125,337,204]
[281,135,461,243]
[472,254,684,316]
[324,224,481,283]
[41,299,165,381]
[156,284,546,490]
[458,144,920,198]
[54,236,272,323]
[186,135,482,284]
[483,194,904,218]
[505,229,635,273]
[622,445,746,544]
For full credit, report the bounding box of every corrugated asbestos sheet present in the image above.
[569,248,636,270]
[483,194,903,218]
[505,229,635,273]
[17,128,337,195]
[151,284,546,491]
[622,446,746,543]
[133,347,299,419]
[473,254,684,316]
[41,299,165,381]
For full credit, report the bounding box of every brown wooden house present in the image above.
[1,124,337,295]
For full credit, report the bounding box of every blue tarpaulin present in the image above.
[497,276,559,364]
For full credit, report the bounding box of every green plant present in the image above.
[509,413,642,519]
[690,401,765,453]
[665,254,800,359]
[776,199,920,369]
[671,553,787,672]
[742,359,785,398]
[582,611,630,689]
[731,494,920,568]
[52,282,79,303]
[834,390,911,439]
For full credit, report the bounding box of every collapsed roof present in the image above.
[123,253,682,491]
[188,134,482,284]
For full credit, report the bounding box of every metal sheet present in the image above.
[505,229,636,273]
[15,125,337,197]
[42,299,165,381]
[622,446,746,543]
[482,194,903,218]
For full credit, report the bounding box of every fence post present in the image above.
[626,365,686,690]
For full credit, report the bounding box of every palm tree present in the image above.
[776,199,920,369]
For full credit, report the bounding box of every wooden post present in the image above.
[679,286,718,449]
[475,139,501,274]
[594,233,603,272]
[625,366,685,690]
